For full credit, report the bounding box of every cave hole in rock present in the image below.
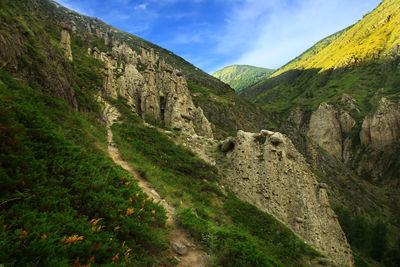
[160,96,166,121]
[137,96,142,117]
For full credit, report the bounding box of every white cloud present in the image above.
[134,4,147,10]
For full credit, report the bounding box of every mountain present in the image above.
[212,65,274,94]
[239,0,400,265]
[0,0,357,266]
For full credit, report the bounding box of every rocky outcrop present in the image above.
[222,130,354,266]
[60,28,73,61]
[89,43,213,138]
[305,97,400,181]
[360,97,400,151]
[307,103,343,159]
[307,102,356,162]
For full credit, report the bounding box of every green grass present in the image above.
[0,70,169,266]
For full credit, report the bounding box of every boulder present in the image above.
[269,132,284,145]
[221,137,235,152]
[171,241,187,256]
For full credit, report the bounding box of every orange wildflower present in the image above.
[112,253,119,263]
[125,208,134,216]
[151,210,156,214]
[113,226,120,231]
[41,234,47,240]
[90,218,103,226]
[125,181,131,186]
[21,230,28,240]
[62,235,84,245]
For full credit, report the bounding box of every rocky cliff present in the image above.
[88,42,213,138]
[60,27,73,61]
[303,96,400,182]
[360,97,400,151]
[305,100,356,162]
[219,130,354,266]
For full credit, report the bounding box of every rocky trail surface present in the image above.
[104,104,208,267]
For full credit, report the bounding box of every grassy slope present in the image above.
[212,65,275,94]
[0,69,170,266]
[273,0,399,75]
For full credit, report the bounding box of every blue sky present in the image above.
[56,0,382,73]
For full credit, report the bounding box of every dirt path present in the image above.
[104,105,208,266]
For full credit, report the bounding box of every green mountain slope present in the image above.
[0,0,324,265]
[239,0,400,266]
[213,65,274,93]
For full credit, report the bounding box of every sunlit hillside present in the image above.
[273,0,400,76]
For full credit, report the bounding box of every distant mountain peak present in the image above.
[213,65,274,93]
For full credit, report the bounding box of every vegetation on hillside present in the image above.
[213,65,274,94]
[334,205,400,267]
[0,70,169,266]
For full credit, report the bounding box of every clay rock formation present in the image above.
[307,102,343,159]
[360,97,400,151]
[60,28,73,61]
[307,102,356,161]
[222,130,354,266]
[88,44,213,138]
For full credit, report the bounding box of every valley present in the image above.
[1,0,399,266]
